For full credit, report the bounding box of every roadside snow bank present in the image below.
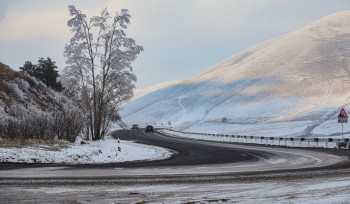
[0,136,172,164]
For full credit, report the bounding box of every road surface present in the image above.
[0,130,348,184]
[1,130,350,203]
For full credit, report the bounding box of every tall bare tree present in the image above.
[63,5,143,140]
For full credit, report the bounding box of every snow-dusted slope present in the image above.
[121,11,350,137]
[132,80,182,100]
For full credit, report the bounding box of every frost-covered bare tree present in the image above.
[63,5,143,140]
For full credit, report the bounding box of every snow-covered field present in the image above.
[184,120,315,137]
[0,136,172,164]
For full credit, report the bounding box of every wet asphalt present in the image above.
[0,129,268,169]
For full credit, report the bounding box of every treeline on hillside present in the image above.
[0,61,83,143]
[19,57,64,92]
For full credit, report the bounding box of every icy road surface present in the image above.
[1,176,350,203]
[1,130,350,203]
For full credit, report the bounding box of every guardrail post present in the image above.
[345,139,350,148]
[300,138,305,147]
[327,138,333,149]
[313,138,319,147]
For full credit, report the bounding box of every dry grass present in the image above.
[0,62,21,82]
[0,62,22,106]
[0,62,53,110]
[0,137,70,150]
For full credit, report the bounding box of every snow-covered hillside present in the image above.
[121,11,350,138]
[0,62,82,142]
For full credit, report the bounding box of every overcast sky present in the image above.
[1,0,350,89]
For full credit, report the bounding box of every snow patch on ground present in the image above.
[0,136,172,164]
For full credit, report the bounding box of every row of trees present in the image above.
[0,74,83,142]
[12,5,142,142]
[0,103,83,142]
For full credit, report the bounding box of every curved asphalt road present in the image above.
[0,129,264,169]
[1,130,350,203]
[110,129,266,167]
[0,129,349,185]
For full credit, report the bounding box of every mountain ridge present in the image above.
[121,11,350,137]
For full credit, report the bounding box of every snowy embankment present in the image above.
[0,136,172,164]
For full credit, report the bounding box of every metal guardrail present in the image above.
[164,129,350,149]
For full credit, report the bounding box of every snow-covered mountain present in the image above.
[121,11,350,137]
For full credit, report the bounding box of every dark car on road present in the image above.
[146,125,154,133]
[131,124,139,130]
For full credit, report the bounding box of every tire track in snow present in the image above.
[302,80,348,137]
[178,96,186,117]
[186,80,258,128]
[302,105,350,137]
